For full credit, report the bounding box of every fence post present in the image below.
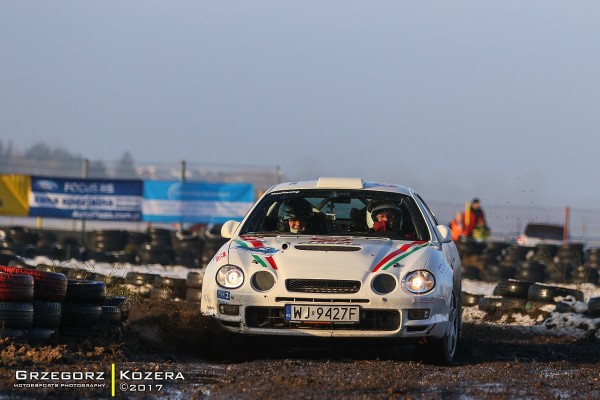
[81,159,89,245]
[276,165,281,184]
[564,206,570,243]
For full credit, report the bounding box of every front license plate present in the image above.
[285,304,360,323]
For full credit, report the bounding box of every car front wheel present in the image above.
[417,292,460,365]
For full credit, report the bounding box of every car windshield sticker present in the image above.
[234,239,279,270]
[371,241,431,272]
[302,237,353,245]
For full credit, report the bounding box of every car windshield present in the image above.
[240,189,431,241]
[524,223,564,240]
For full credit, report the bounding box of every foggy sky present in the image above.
[2,1,600,209]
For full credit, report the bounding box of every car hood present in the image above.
[227,235,434,279]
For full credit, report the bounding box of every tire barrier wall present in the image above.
[0,225,223,269]
[0,264,132,340]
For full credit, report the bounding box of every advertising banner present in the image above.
[142,181,254,223]
[29,177,143,221]
[0,174,30,216]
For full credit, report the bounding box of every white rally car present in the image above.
[201,178,462,363]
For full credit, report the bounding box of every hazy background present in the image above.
[2,1,599,210]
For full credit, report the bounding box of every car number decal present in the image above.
[217,289,231,300]
[234,239,279,270]
[371,241,431,272]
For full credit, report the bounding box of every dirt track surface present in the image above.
[1,299,599,399]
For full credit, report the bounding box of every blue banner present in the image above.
[29,177,143,221]
[142,181,254,223]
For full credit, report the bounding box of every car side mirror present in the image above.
[436,224,453,243]
[221,220,240,239]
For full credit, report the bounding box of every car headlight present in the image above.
[403,270,435,294]
[216,265,244,289]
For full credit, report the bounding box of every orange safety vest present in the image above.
[451,219,463,241]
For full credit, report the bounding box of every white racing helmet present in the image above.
[366,202,402,229]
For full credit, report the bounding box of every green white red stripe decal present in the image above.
[371,241,430,272]
[234,238,278,270]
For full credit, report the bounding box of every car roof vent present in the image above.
[316,177,364,189]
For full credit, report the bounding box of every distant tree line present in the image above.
[0,140,138,179]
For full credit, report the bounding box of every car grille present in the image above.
[245,307,400,331]
[286,279,361,294]
[294,245,361,252]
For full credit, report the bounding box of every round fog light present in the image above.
[372,274,396,294]
[251,271,276,292]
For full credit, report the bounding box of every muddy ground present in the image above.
[1,299,599,400]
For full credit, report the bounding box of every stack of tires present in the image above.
[61,280,107,330]
[172,231,204,268]
[476,279,584,318]
[545,243,582,283]
[60,237,86,261]
[33,231,62,259]
[120,232,149,264]
[137,228,172,265]
[3,227,37,258]
[124,271,159,297]
[151,276,187,301]
[87,230,127,263]
[185,271,204,303]
[200,224,227,268]
[477,241,511,282]
[0,265,67,341]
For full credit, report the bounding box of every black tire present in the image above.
[36,264,71,275]
[555,301,577,314]
[101,306,122,324]
[514,268,545,284]
[461,291,482,307]
[527,283,584,303]
[481,264,516,282]
[150,287,174,301]
[0,252,20,266]
[418,292,460,365]
[0,328,25,338]
[186,288,203,303]
[32,301,62,328]
[95,274,126,287]
[125,272,159,286]
[587,297,600,317]
[478,296,528,313]
[0,273,34,302]
[66,268,96,280]
[186,271,204,289]
[570,266,599,285]
[492,280,532,299]
[154,276,187,289]
[65,280,107,304]
[104,296,131,321]
[461,265,481,280]
[0,302,34,329]
[26,328,55,342]
[0,265,67,302]
[61,303,103,327]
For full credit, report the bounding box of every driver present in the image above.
[367,201,402,232]
[278,199,314,234]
